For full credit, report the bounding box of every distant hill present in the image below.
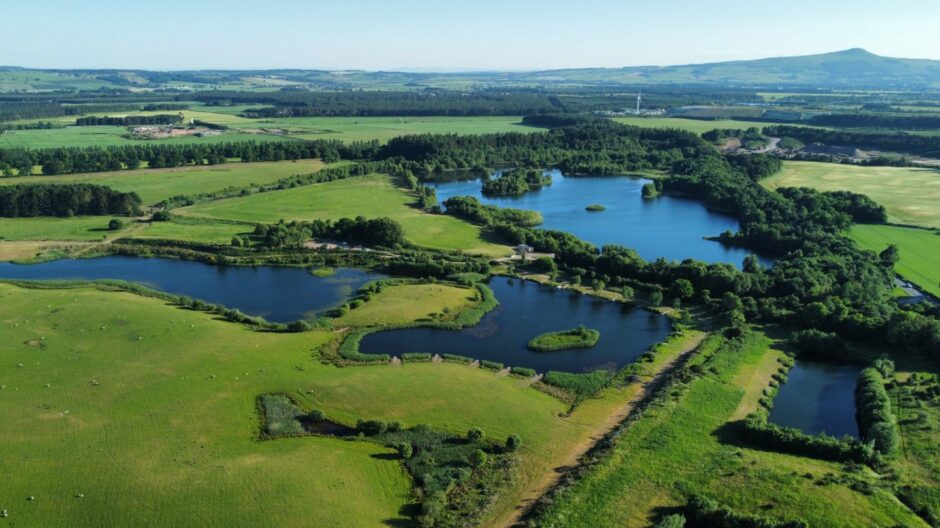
[3,49,940,92]
[530,49,940,88]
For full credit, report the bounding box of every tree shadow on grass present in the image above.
[370,452,400,461]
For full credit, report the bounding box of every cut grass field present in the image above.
[850,224,940,297]
[335,282,478,327]
[0,282,597,527]
[228,115,541,144]
[178,173,510,256]
[0,126,289,149]
[531,331,925,527]
[612,117,768,135]
[0,216,122,241]
[763,161,940,229]
[0,159,327,205]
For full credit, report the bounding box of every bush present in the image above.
[741,412,872,463]
[856,367,898,455]
[510,366,536,377]
[108,218,125,231]
[402,352,432,362]
[686,494,808,528]
[654,514,686,528]
[308,409,325,422]
[480,360,504,371]
[396,442,414,459]
[467,427,484,441]
[441,353,473,364]
[506,434,522,451]
[356,419,388,436]
[468,449,488,468]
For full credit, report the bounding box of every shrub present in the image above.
[396,442,414,459]
[510,366,536,377]
[356,419,388,436]
[467,427,484,441]
[654,514,686,528]
[480,360,504,371]
[308,409,325,422]
[468,449,488,468]
[506,434,522,451]
[401,352,432,362]
[108,218,125,231]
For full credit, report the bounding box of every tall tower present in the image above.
[636,90,642,115]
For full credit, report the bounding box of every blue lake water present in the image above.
[0,256,387,323]
[768,359,861,438]
[359,277,672,373]
[430,170,774,268]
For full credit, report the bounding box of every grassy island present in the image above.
[585,204,606,212]
[528,325,600,352]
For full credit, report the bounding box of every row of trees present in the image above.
[75,114,182,126]
[765,125,940,157]
[0,184,141,217]
[253,217,405,248]
[442,196,543,227]
[0,138,380,176]
[856,363,898,454]
[807,113,940,130]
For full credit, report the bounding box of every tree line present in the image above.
[0,183,141,217]
[75,114,182,126]
[807,113,940,130]
[252,217,405,249]
[765,125,940,157]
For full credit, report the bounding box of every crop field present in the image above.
[0,159,326,205]
[178,173,511,256]
[850,224,940,297]
[762,161,940,229]
[532,331,926,527]
[0,282,613,527]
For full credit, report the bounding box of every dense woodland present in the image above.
[74,114,182,126]
[252,217,405,248]
[807,113,940,129]
[0,183,141,217]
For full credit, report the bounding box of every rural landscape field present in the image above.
[2,1,939,527]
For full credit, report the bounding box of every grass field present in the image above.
[1,113,541,149]
[763,161,940,229]
[0,159,326,205]
[178,173,510,256]
[612,117,766,135]
[335,282,478,327]
[532,331,925,527]
[0,216,123,241]
[0,282,608,527]
[0,126,289,149]
[226,116,540,144]
[850,224,940,297]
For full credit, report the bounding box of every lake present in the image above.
[768,358,861,438]
[359,277,671,373]
[430,170,773,267]
[0,256,387,323]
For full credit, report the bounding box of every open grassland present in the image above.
[532,331,924,527]
[850,224,940,297]
[612,117,766,135]
[763,161,940,229]
[0,125,288,149]
[134,219,252,244]
[0,282,603,527]
[227,116,539,144]
[335,282,477,327]
[0,159,326,205]
[0,216,123,242]
[178,173,510,256]
[891,370,940,525]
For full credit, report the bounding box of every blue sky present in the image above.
[4,0,940,70]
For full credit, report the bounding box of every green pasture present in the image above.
[532,331,925,527]
[762,161,940,229]
[0,159,326,205]
[0,216,122,242]
[0,282,585,527]
[335,282,478,327]
[177,173,510,256]
[850,224,940,297]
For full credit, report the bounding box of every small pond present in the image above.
[0,256,387,323]
[768,358,861,438]
[359,277,672,373]
[430,170,774,268]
